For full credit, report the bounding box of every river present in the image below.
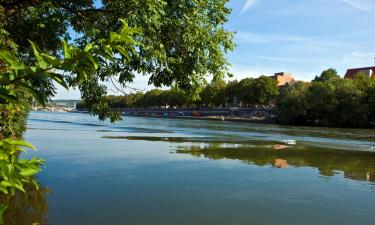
[9,112,375,225]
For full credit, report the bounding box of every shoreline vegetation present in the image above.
[73,69,375,129]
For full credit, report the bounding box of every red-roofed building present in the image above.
[344,67,375,79]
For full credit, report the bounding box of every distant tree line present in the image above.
[77,69,375,128]
[277,69,375,127]
[76,75,280,110]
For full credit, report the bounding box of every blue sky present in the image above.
[227,0,375,80]
[55,0,375,99]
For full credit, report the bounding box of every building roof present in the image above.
[344,67,375,79]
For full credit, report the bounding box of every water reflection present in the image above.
[274,159,289,168]
[0,184,50,225]
[175,144,375,184]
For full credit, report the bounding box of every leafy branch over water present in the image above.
[0,19,139,122]
[0,139,44,223]
[0,20,140,222]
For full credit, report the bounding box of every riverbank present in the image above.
[127,114,276,124]
[71,107,276,124]
[69,110,375,129]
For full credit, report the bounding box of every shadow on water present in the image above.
[174,143,375,184]
[0,183,50,225]
[30,118,105,127]
[29,118,170,134]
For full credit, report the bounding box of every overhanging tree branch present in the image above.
[0,0,114,18]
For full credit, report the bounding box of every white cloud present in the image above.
[241,0,258,13]
[334,51,375,68]
[53,87,81,100]
[257,56,310,63]
[228,66,262,80]
[235,32,310,44]
[235,32,269,43]
[339,0,373,11]
[235,32,343,49]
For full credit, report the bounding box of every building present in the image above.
[51,100,81,109]
[344,67,375,79]
[271,72,295,86]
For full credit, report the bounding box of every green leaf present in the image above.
[19,168,40,176]
[7,139,36,150]
[29,41,48,69]
[0,181,13,188]
[84,43,94,52]
[30,179,39,190]
[114,46,130,62]
[86,54,99,70]
[41,54,60,68]
[0,51,25,71]
[0,88,18,103]
[49,73,69,89]
[14,182,25,193]
[0,204,7,225]
[0,186,8,195]
[0,72,16,84]
[63,41,71,60]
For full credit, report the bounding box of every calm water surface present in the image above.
[10,112,375,224]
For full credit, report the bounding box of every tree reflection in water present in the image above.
[0,183,50,225]
[175,143,375,184]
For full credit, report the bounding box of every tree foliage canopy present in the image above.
[313,68,340,82]
[0,0,234,121]
[83,75,280,109]
[277,72,375,127]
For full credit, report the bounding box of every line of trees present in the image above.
[77,75,280,109]
[277,69,375,127]
[86,69,375,128]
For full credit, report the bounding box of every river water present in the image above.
[10,112,375,224]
